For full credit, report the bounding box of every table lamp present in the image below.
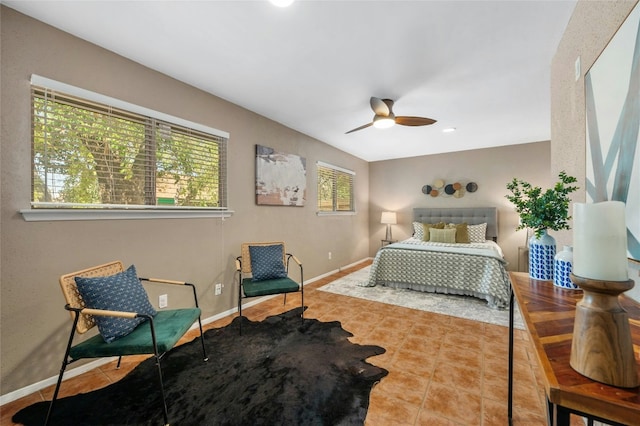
[570,201,639,388]
[381,211,397,241]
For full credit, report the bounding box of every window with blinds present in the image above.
[317,162,355,212]
[31,85,227,210]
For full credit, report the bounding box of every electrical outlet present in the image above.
[159,294,168,308]
[215,283,223,296]
[328,252,332,260]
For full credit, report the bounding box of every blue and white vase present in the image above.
[529,229,556,281]
[553,246,577,289]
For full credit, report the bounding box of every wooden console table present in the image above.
[508,272,640,426]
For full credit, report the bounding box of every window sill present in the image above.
[20,209,234,222]
[316,211,356,216]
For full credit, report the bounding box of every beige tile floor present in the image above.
[1,260,584,425]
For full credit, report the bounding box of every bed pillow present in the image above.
[249,244,288,282]
[421,222,445,242]
[412,222,424,240]
[429,227,457,244]
[468,223,488,242]
[412,221,441,241]
[75,264,157,343]
[446,222,470,243]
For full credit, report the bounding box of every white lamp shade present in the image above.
[381,211,397,224]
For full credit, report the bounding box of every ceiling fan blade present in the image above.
[395,116,437,126]
[345,122,373,134]
[370,97,393,116]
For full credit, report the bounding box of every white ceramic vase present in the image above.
[553,245,577,289]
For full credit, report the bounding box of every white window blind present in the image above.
[317,161,355,212]
[31,82,228,210]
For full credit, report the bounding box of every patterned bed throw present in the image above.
[363,238,511,309]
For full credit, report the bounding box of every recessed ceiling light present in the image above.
[269,0,294,7]
[442,127,456,133]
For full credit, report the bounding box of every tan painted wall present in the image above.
[550,0,639,300]
[0,7,369,394]
[368,141,551,271]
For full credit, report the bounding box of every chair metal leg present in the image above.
[300,267,304,322]
[301,284,304,321]
[44,361,67,426]
[239,299,243,335]
[182,282,209,362]
[196,316,209,362]
[145,316,169,426]
[45,310,84,426]
[153,354,169,426]
[239,282,243,335]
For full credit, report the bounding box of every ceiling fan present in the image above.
[345,97,437,134]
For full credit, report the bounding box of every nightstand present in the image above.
[381,239,397,247]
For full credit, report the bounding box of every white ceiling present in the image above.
[4,0,577,162]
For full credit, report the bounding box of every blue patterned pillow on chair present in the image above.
[249,244,288,282]
[75,264,157,343]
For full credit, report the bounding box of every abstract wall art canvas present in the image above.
[585,2,640,262]
[255,145,306,206]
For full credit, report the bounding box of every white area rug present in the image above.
[319,266,525,329]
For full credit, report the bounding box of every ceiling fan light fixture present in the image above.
[345,97,436,134]
[373,115,395,129]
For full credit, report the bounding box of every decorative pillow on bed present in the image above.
[429,227,457,243]
[249,244,288,282]
[446,222,470,243]
[412,222,425,239]
[75,264,157,343]
[421,222,445,241]
[468,223,488,242]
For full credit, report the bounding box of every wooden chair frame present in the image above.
[46,261,208,426]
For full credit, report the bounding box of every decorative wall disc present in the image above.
[422,180,478,198]
[444,184,455,195]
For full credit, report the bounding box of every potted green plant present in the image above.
[505,171,578,281]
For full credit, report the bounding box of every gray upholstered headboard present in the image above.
[413,207,498,240]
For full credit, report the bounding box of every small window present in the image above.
[31,79,228,211]
[317,161,355,213]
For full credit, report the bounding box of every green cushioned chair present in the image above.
[236,242,304,334]
[46,261,208,426]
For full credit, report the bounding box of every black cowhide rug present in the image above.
[14,308,388,425]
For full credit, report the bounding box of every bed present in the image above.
[364,207,511,309]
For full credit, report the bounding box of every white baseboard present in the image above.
[0,257,371,406]
[309,258,372,282]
